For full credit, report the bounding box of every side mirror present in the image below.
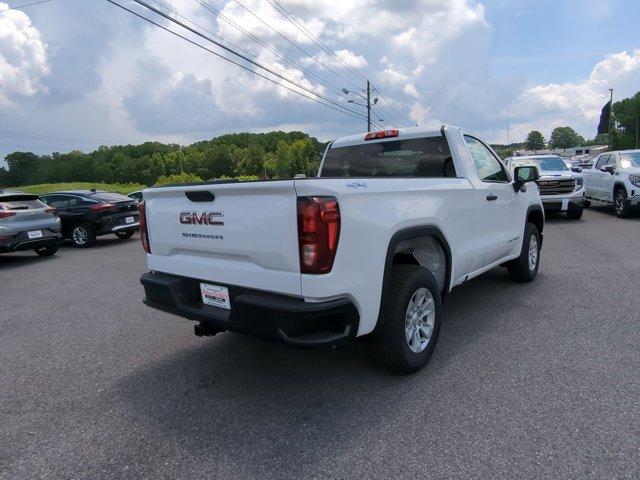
[601,164,615,174]
[571,166,582,173]
[513,165,539,192]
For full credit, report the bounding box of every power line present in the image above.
[375,90,415,126]
[228,0,359,91]
[263,0,413,129]
[153,0,344,98]
[0,130,136,145]
[129,0,365,118]
[265,0,367,83]
[106,0,369,122]
[0,0,51,13]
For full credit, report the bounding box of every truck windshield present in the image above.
[620,152,640,169]
[514,156,568,171]
[320,136,455,178]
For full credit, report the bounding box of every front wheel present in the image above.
[115,230,135,240]
[34,246,58,257]
[70,223,95,248]
[507,222,541,283]
[375,265,442,374]
[566,205,583,220]
[614,188,630,218]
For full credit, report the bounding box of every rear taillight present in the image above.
[138,201,150,253]
[89,203,114,212]
[297,196,340,274]
[45,207,58,215]
[0,210,17,218]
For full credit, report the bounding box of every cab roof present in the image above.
[330,125,464,148]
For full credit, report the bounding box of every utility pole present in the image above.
[343,81,378,132]
[608,88,614,150]
[366,80,371,132]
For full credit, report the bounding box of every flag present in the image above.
[597,100,611,135]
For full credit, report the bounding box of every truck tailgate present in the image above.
[143,181,301,296]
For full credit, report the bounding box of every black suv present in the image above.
[40,190,139,247]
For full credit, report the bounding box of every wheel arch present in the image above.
[526,205,544,234]
[376,226,452,330]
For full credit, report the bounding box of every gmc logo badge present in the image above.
[179,211,224,226]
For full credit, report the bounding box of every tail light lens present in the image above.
[89,203,114,212]
[297,196,340,274]
[138,201,150,253]
[45,207,58,215]
[0,208,17,218]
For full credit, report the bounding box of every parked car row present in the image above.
[504,149,640,220]
[0,189,140,257]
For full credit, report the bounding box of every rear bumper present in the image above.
[140,271,359,348]
[0,235,62,253]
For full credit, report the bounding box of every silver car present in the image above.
[0,190,63,256]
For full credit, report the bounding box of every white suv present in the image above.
[583,150,640,217]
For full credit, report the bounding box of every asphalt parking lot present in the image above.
[1,207,639,479]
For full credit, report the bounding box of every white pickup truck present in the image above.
[583,149,640,218]
[139,126,544,373]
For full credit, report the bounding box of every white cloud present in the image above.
[302,49,367,70]
[511,50,640,139]
[0,3,49,104]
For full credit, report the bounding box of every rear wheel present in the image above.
[34,246,58,257]
[375,265,442,374]
[70,223,95,248]
[507,222,540,283]
[115,230,135,240]
[614,188,630,218]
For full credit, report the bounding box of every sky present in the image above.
[1,0,640,166]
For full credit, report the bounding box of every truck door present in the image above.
[592,154,610,200]
[601,153,619,202]
[462,135,520,267]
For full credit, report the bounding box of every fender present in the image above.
[376,225,452,330]
[526,204,545,239]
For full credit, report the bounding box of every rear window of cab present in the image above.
[320,136,456,178]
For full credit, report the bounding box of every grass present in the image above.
[14,182,147,196]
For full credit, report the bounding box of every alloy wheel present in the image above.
[528,235,538,272]
[72,226,88,246]
[404,287,436,353]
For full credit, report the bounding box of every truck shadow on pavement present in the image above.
[110,268,543,477]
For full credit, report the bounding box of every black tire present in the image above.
[584,199,591,208]
[70,223,95,248]
[34,246,58,257]
[614,187,630,218]
[115,230,135,240]
[375,265,442,374]
[566,205,583,220]
[507,222,541,283]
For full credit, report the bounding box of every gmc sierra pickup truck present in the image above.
[139,126,544,373]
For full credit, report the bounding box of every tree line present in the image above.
[520,90,640,153]
[0,131,326,187]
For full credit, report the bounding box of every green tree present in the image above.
[549,126,582,150]
[612,91,640,149]
[525,131,545,151]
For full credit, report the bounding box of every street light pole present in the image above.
[608,88,614,150]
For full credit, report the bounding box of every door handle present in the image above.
[486,194,498,201]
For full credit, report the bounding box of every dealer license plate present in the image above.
[200,283,231,310]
